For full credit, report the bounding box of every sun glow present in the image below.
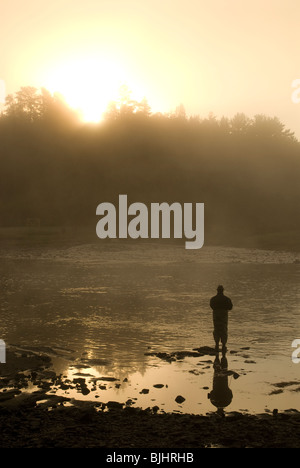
[43,56,145,122]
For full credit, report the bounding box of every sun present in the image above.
[43,55,140,122]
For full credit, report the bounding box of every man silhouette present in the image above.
[210,285,233,354]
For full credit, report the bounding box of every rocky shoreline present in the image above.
[1,392,300,448]
[1,346,300,448]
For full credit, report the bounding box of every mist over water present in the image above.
[1,242,300,414]
[1,243,300,358]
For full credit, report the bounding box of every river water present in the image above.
[1,242,300,415]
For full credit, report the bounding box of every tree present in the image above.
[251,114,295,139]
[219,116,230,133]
[4,86,41,122]
[174,103,187,120]
[137,97,152,117]
[104,85,152,120]
[3,86,79,128]
[230,113,251,134]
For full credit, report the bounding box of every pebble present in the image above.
[175,395,185,404]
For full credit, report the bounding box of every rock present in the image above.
[72,377,90,395]
[193,346,216,356]
[175,395,185,404]
[96,376,119,382]
[145,348,216,362]
[0,389,21,402]
[73,372,94,377]
[153,384,164,388]
[269,389,283,395]
[175,351,204,359]
[73,377,86,384]
[38,382,52,391]
[140,388,149,394]
[144,352,176,362]
[59,383,71,390]
[106,401,123,409]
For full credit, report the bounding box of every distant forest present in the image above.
[1,86,299,249]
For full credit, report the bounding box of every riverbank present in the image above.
[1,396,300,448]
[1,347,300,448]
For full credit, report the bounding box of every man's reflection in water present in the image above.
[208,354,239,416]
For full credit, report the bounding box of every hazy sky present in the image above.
[1,0,300,136]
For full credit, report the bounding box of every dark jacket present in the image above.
[210,293,233,311]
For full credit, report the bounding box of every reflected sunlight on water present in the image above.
[1,243,300,415]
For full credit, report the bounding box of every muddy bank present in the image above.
[1,393,300,448]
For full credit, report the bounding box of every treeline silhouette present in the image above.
[0,86,299,248]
